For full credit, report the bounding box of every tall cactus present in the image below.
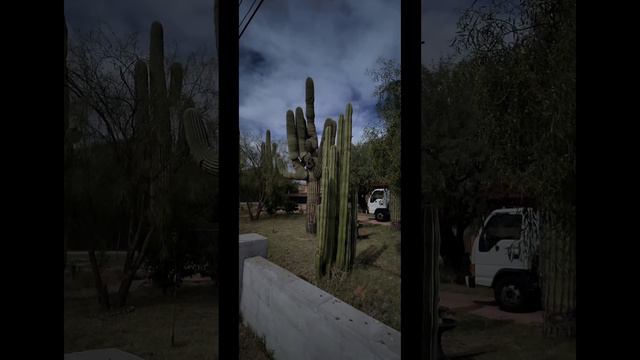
[286,78,334,234]
[316,103,357,277]
[131,21,189,265]
[134,21,190,169]
[335,105,353,270]
[423,204,441,359]
[64,16,70,270]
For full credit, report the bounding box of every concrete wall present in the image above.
[240,255,401,360]
[238,233,268,299]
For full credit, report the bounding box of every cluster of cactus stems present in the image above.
[64,17,69,142]
[132,21,207,252]
[134,22,189,174]
[316,103,357,277]
[390,189,401,230]
[64,17,70,269]
[423,205,441,358]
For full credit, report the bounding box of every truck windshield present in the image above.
[480,213,522,252]
[370,191,384,202]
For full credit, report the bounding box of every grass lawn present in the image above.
[239,212,402,331]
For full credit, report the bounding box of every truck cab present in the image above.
[468,207,541,312]
[366,188,390,222]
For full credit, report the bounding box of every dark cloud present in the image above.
[65,0,399,144]
[64,0,215,60]
[239,0,401,143]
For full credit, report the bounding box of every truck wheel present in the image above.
[494,275,530,313]
[375,211,385,222]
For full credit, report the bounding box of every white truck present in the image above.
[467,207,542,312]
[366,188,390,222]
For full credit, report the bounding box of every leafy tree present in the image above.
[452,0,575,337]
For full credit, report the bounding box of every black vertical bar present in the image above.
[218,0,239,358]
[401,0,424,358]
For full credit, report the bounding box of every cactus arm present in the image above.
[183,108,219,175]
[295,107,308,160]
[305,77,318,150]
[286,110,299,160]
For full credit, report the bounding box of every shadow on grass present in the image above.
[355,244,389,267]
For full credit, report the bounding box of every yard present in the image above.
[64,254,220,360]
[239,211,402,330]
[239,212,576,359]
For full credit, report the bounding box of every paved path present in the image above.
[440,288,543,325]
[357,212,391,226]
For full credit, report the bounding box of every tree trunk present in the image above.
[306,178,319,234]
[255,203,263,221]
[88,250,110,309]
[117,270,136,308]
[246,202,255,221]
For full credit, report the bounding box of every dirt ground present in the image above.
[64,257,220,360]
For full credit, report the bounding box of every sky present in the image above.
[64,0,474,143]
[238,0,400,144]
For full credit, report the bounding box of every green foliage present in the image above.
[239,130,296,218]
[361,59,401,194]
[428,0,576,337]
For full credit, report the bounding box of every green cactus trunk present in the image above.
[306,180,319,233]
[64,17,70,270]
[390,189,401,230]
[423,204,441,359]
[335,104,353,270]
[316,123,335,276]
[131,22,189,271]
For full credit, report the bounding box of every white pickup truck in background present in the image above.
[467,207,542,312]
[366,188,390,222]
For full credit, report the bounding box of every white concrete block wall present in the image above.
[239,233,268,299]
[240,255,401,360]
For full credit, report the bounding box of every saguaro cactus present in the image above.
[286,78,335,234]
[316,103,357,277]
[130,22,190,280]
[64,16,70,270]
